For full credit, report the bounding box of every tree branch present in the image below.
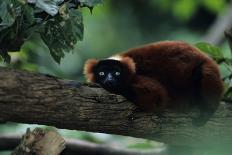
[203,0,232,45]
[0,134,166,155]
[0,67,231,147]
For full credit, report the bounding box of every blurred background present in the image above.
[1,0,232,154]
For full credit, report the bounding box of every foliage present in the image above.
[151,0,227,21]
[195,42,225,63]
[195,42,232,101]
[0,0,102,63]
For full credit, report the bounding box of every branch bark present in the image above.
[0,67,231,147]
[12,128,65,155]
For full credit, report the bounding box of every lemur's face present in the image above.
[94,60,125,93]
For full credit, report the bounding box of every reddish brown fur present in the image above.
[119,56,136,74]
[84,41,224,121]
[120,41,224,112]
[131,76,169,112]
[84,59,99,82]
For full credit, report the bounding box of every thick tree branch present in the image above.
[0,67,231,147]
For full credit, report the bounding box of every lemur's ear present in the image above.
[120,56,136,74]
[83,59,99,82]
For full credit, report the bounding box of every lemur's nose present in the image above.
[107,74,113,80]
[103,73,116,87]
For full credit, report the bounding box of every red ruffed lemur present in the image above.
[84,41,224,126]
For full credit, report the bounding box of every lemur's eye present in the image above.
[99,72,105,76]
[115,72,120,76]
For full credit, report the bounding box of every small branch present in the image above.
[225,28,232,54]
[0,134,167,155]
[203,1,232,45]
[0,67,231,147]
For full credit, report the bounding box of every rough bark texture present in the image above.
[12,128,65,155]
[0,67,231,148]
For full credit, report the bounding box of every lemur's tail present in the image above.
[192,60,223,126]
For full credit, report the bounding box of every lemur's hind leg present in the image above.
[130,76,170,113]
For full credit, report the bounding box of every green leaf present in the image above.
[0,1,35,55]
[0,1,17,31]
[22,4,35,28]
[195,42,224,63]
[224,87,232,100]
[78,0,103,7]
[29,0,64,16]
[0,49,11,63]
[41,8,83,63]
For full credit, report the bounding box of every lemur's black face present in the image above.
[94,60,125,93]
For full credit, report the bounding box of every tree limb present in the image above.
[0,67,231,147]
[0,134,167,155]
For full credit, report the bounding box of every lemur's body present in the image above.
[84,41,224,125]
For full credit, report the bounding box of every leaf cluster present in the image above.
[0,0,102,63]
[195,41,232,102]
